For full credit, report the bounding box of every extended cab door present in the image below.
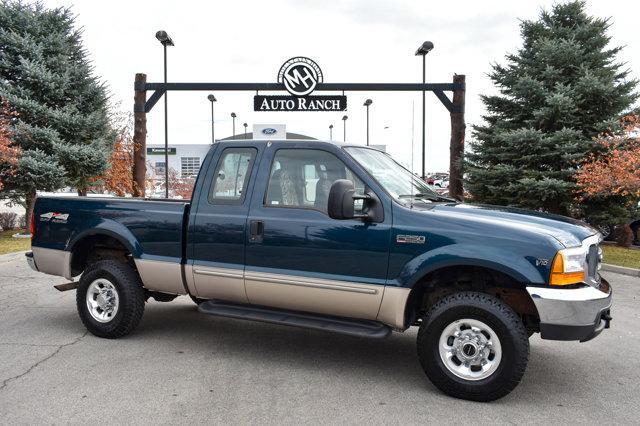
[244,142,392,320]
[187,142,263,302]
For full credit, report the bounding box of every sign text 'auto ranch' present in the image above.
[254,95,347,112]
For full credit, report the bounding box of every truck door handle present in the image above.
[249,220,264,243]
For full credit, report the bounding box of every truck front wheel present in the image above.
[76,260,145,339]
[417,291,529,401]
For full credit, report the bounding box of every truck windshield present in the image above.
[344,147,445,205]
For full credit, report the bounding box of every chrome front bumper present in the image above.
[527,279,612,342]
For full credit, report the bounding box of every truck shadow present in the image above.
[129,300,591,402]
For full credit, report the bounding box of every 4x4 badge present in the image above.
[396,235,426,244]
[40,212,69,223]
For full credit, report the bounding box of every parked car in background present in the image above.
[598,219,640,245]
[425,173,449,189]
[589,201,640,246]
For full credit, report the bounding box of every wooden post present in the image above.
[133,73,147,197]
[449,74,466,201]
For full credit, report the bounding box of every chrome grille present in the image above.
[587,244,598,278]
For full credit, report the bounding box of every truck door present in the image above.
[244,143,391,320]
[188,143,262,302]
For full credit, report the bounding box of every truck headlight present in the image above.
[550,246,587,286]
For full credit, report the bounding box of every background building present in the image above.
[146,124,316,183]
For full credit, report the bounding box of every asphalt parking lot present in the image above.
[0,251,638,424]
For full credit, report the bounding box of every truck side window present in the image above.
[265,149,365,214]
[209,147,257,204]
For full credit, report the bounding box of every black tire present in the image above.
[76,260,145,339]
[417,292,529,402]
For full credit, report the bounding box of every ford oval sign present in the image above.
[262,128,277,135]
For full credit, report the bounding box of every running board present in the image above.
[54,282,78,292]
[198,301,391,339]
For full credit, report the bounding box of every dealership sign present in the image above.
[254,57,346,112]
[254,95,346,111]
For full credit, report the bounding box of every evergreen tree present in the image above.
[0,1,113,226]
[466,1,637,216]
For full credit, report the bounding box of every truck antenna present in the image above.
[410,100,415,209]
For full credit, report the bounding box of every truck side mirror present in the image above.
[328,180,384,222]
[328,179,356,220]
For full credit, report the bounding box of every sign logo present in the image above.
[278,57,323,97]
[255,57,345,112]
[262,128,277,135]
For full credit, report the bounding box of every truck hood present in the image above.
[415,202,597,247]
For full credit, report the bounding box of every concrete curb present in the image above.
[602,263,640,278]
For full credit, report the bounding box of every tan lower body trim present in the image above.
[32,247,72,280]
[134,258,185,295]
[244,271,383,320]
[376,286,411,329]
[193,265,247,303]
[183,264,197,296]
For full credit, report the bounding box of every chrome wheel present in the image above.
[85,278,119,323]
[438,318,502,381]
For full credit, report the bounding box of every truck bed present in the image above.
[32,196,190,262]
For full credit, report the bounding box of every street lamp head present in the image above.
[231,112,236,118]
[415,40,434,56]
[329,124,333,129]
[243,123,247,128]
[155,30,174,47]
[363,99,373,107]
[342,115,348,121]
[207,94,217,102]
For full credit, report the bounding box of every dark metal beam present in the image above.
[144,89,166,113]
[433,90,463,114]
[140,82,464,92]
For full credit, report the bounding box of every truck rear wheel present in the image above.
[76,260,145,339]
[417,291,529,401]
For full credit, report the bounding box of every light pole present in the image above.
[231,112,236,138]
[329,124,333,141]
[243,123,248,139]
[363,99,372,146]
[207,94,216,143]
[415,40,434,179]
[342,115,348,142]
[155,30,174,198]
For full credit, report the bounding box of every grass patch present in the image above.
[0,229,31,255]
[602,245,640,269]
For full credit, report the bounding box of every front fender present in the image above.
[394,243,547,288]
[66,218,143,258]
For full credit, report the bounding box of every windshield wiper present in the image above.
[398,193,455,202]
